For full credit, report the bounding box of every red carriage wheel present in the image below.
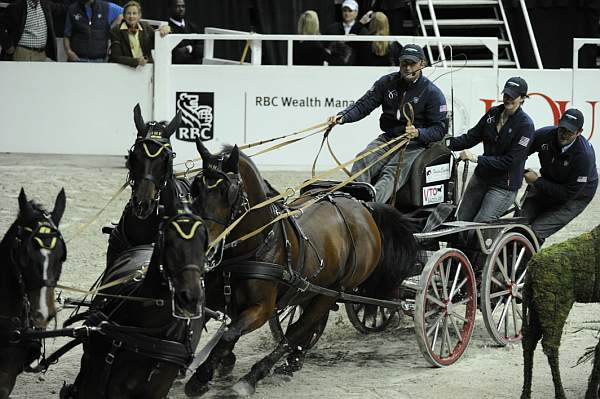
[414,248,477,367]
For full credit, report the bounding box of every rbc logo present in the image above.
[175,92,214,142]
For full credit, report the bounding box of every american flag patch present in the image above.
[577,176,588,183]
[439,104,447,112]
[518,136,530,147]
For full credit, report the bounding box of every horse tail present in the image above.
[362,202,419,298]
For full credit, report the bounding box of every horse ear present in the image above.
[195,138,212,164]
[51,188,66,226]
[18,188,33,221]
[133,103,146,136]
[164,110,182,138]
[223,145,239,173]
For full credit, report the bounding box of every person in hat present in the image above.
[327,43,447,203]
[447,76,535,223]
[518,108,598,244]
[323,0,367,65]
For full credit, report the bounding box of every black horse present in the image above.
[106,104,181,267]
[63,176,208,399]
[0,188,67,399]
[185,143,417,396]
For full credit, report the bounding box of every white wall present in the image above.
[1,61,599,170]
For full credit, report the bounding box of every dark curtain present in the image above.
[504,0,599,68]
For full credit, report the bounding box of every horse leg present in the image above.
[232,296,336,396]
[0,368,18,399]
[540,300,572,399]
[521,305,542,399]
[585,339,600,399]
[185,302,273,397]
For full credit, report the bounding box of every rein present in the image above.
[206,133,410,253]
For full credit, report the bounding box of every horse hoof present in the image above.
[232,379,255,396]
[59,383,75,399]
[273,364,293,377]
[217,353,236,377]
[184,377,211,398]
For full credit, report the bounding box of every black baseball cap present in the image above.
[399,44,425,63]
[558,108,584,132]
[502,77,528,99]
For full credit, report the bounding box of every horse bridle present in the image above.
[194,168,249,228]
[127,134,175,200]
[5,215,66,338]
[156,212,208,320]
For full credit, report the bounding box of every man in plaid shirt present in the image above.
[7,0,66,61]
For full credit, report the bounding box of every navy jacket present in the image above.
[338,72,447,146]
[529,126,598,203]
[66,0,110,59]
[448,105,534,191]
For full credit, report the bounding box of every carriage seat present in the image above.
[394,140,456,211]
[300,180,376,202]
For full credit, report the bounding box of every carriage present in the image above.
[269,141,540,367]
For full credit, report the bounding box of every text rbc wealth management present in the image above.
[255,96,355,108]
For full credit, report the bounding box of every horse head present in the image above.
[10,188,67,329]
[127,104,181,219]
[190,141,247,242]
[157,177,207,319]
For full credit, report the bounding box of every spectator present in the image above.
[168,0,202,64]
[109,1,170,68]
[64,0,123,62]
[324,0,367,65]
[6,0,67,61]
[293,10,330,66]
[355,11,401,66]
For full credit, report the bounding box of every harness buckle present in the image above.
[224,285,232,296]
[105,353,115,365]
[8,329,21,344]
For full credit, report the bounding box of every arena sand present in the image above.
[2,153,599,399]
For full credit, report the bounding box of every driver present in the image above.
[328,44,447,203]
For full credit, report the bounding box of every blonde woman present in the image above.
[356,11,401,66]
[293,10,330,65]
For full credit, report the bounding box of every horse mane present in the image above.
[220,145,280,198]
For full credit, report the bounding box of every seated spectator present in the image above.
[168,0,202,64]
[109,1,170,68]
[64,0,123,62]
[293,10,329,66]
[356,11,401,66]
[323,0,367,65]
[6,0,67,61]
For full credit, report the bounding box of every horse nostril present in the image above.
[177,289,196,306]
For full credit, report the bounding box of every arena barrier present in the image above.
[0,34,598,169]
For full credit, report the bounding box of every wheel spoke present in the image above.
[425,308,442,319]
[450,278,467,301]
[491,295,504,316]
[489,289,510,299]
[440,317,448,356]
[451,310,468,323]
[497,296,512,332]
[448,314,463,343]
[491,275,505,289]
[444,318,453,356]
[427,294,446,308]
[511,241,518,280]
[440,261,449,300]
[448,264,462,302]
[516,266,528,285]
[427,312,445,337]
[495,256,510,284]
[511,297,519,337]
[454,297,472,307]
[432,318,441,349]
[430,273,442,300]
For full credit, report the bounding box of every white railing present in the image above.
[573,38,600,70]
[153,32,499,120]
[202,27,262,65]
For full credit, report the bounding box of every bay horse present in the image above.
[521,224,600,399]
[185,142,417,396]
[63,176,208,399]
[106,104,181,267]
[0,188,67,399]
